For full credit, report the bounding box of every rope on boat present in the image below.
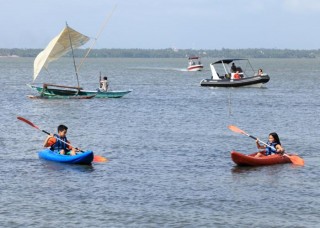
[77,5,118,72]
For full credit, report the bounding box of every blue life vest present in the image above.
[265,142,278,155]
[50,134,68,151]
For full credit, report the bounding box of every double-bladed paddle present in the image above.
[228,125,304,166]
[17,116,107,163]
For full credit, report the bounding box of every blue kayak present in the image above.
[38,149,94,165]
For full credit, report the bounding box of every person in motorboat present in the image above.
[230,63,237,73]
[43,125,79,156]
[257,68,263,76]
[255,132,285,157]
[189,60,195,66]
[99,76,109,91]
[237,66,243,72]
[233,71,241,79]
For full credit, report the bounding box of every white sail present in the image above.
[33,26,90,81]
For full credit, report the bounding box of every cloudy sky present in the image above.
[1,0,320,49]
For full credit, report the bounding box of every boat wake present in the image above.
[129,67,186,72]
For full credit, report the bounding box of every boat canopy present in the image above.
[33,26,90,81]
[188,56,200,60]
[212,58,248,64]
[210,58,256,80]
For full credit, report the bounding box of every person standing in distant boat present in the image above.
[43,125,78,156]
[99,76,109,91]
[255,132,284,157]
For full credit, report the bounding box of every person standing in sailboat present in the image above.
[99,76,109,91]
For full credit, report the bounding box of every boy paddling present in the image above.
[43,124,79,156]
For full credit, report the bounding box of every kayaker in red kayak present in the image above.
[43,124,79,156]
[255,132,285,157]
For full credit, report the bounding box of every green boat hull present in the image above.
[83,90,132,98]
[27,84,131,98]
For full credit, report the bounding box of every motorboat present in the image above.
[187,56,203,71]
[200,59,269,87]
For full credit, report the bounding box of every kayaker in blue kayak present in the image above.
[43,124,79,156]
[255,132,285,157]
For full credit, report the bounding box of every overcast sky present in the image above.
[1,0,320,49]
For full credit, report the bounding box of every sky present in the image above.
[1,0,320,50]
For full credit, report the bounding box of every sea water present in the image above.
[0,57,319,227]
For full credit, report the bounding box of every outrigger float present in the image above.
[200,59,270,87]
[28,22,131,99]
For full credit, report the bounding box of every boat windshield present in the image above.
[188,56,201,66]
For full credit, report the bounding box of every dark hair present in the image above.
[103,76,108,80]
[269,132,281,145]
[57,125,68,132]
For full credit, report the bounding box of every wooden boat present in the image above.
[39,149,93,165]
[27,84,131,98]
[200,59,270,87]
[27,22,131,99]
[231,150,291,166]
[187,56,203,71]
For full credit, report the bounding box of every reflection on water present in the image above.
[39,160,95,173]
[231,165,263,174]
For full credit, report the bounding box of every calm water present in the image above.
[0,57,319,227]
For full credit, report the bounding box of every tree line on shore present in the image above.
[0,48,319,58]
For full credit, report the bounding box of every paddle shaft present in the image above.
[246,132,304,164]
[241,131,277,151]
[42,130,83,152]
[228,125,304,166]
[41,127,107,162]
[17,116,107,162]
[17,116,82,151]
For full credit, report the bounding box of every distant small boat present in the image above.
[187,56,203,71]
[200,59,270,87]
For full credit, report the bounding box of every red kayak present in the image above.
[231,150,291,166]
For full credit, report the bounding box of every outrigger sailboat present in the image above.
[27,23,131,99]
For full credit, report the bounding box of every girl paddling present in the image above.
[255,132,285,157]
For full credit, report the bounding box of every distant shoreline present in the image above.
[0,48,319,58]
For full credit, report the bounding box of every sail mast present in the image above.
[66,22,81,90]
[77,5,117,71]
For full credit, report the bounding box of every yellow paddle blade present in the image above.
[287,155,304,166]
[228,125,245,134]
[93,155,108,163]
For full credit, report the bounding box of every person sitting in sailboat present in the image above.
[99,76,109,91]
